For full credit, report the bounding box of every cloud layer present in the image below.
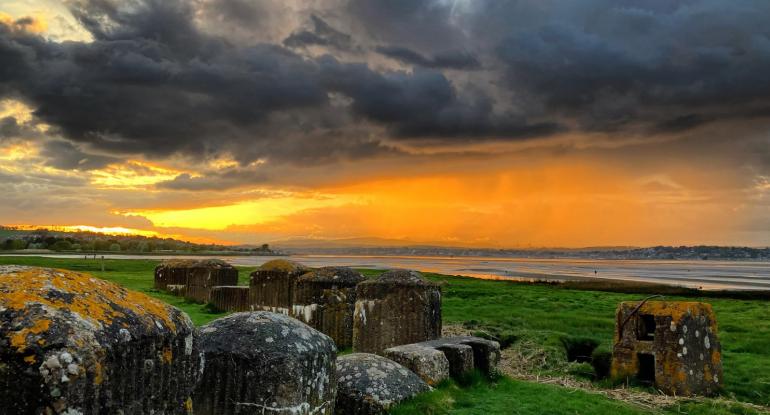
[0,0,767,167]
[0,0,769,246]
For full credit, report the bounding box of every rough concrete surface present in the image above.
[353,270,442,354]
[209,286,250,312]
[249,260,310,314]
[194,311,337,415]
[382,344,450,385]
[335,353,430,415]
[293,267,365,348]
[0,265,202,414]
[155,259,238,303]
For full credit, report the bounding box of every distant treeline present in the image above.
[0,226,273,254]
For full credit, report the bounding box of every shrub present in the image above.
[591,346,613,380]
[560,336,599,363]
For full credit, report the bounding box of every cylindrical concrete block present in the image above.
[194,311,337,415]
[0,266,202,414]
[293,267,365,348]
[353,270,441,354]
[155,259,239,303]
[154,263,189,290]
[209,286,250,312]
[248,260,310,314]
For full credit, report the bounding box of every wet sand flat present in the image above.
[7,253,769,291]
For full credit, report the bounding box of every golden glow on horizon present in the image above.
[122,192,363,230]
[92,162,744,247]
[10,225,159,237]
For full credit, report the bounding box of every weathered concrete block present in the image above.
[194,311,337,415]
[184,260,239,303]
[293,267,365,348]
[155,259,238,303]
[0,266,202,414]
[386,336,499,381]
[154,263,189,290]
[248,260,310,314]
[382,344,450,385]
[611,301,723,396]
[209,286,250,312]
[423,337,500,376]
[434,343,475,378]
[336,353,430,415]
[167,284,187,296]
[353,270,441,354]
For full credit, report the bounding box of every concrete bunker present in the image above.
[0,266,202,414]
[611,301,723,396]
[248,259,310,314]
[353,269,442,354]
[194,311,337,415]
[154,259,239,303]
[293,266,365,348]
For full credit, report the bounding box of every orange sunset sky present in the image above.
[1,0,769,247]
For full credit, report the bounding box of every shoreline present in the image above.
[2,253,769,293]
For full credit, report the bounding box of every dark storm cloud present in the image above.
[349,0,770,133]
[375,46,481,70]
[284,15,356,52]
[0,116,21,141]
[157,170,269,191]
[0,114,48,143]
[2,0,770,173]
[39,140,120,170]
[0,0,555,169]
[490,0,770,132]
[346,0,470,52]
[319,56,560,139]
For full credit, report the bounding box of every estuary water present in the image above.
[6,253,770,291]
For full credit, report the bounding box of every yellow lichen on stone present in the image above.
[160,259,231,269]
[0,267,179,340]
[629,300,710,318]
[93,360,104,385]
[258,259,306,273]
[162,346,173,364]
[9,318,51,352]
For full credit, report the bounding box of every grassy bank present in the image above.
[1,256,768,413]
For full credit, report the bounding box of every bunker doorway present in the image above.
[637,353,655,385]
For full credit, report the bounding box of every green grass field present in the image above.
[1,256,768,414]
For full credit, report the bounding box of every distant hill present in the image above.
[0,226,277,255]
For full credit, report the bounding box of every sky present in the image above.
[0,0,769,247]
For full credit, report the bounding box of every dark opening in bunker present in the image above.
[637,353,655,384]
[637,314,656,340]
